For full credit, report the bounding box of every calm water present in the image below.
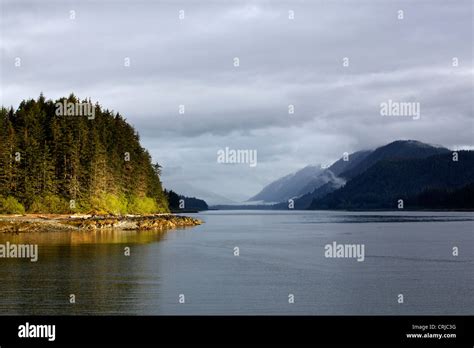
[0,211,472,315]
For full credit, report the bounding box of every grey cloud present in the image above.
[1,0,472,201]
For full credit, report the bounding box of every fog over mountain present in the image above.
[254,140,472,210]
[252,140,443,203]
[248,165,323,203]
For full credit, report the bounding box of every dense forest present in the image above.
[0,94,169,214]
[405,183,474,209]
[164,190,208,211]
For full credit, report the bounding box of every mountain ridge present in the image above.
[248,140,471,210]
[310,151,474,210]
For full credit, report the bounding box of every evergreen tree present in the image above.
[0,94,169,214]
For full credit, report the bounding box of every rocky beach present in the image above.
[0,214,202,234]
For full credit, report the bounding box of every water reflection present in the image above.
[0,228,175,315]
[0,211,472,315]
[0,228,171,245]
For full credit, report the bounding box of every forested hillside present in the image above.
[339,140,450,179]
[310,151,474,210]
[165,190,208,211]
[0,94,169,214]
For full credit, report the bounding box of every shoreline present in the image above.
[0,214,203,234]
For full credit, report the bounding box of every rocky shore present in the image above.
[0,214,203,233]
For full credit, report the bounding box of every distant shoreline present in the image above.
[209,206,474,212]
[0,214,202,234]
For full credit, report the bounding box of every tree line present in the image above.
[0,94,169,214]
[164,189,208,211]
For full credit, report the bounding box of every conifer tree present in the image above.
[0,94,169,214]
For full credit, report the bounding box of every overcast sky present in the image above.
[1,0,473,203]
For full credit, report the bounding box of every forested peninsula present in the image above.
[0,94,201,231]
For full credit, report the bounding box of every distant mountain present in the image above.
[261,150,370,209]
[310,151,474,210]
[248,165,324,203]
[327,150,372,176]
[249,150,372,204]
[248,139,468,211]
[295,168,344,197]
[284,150,371,209]
[340,140,450,179]
[164,181,236,206]
[273,179,342,209]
